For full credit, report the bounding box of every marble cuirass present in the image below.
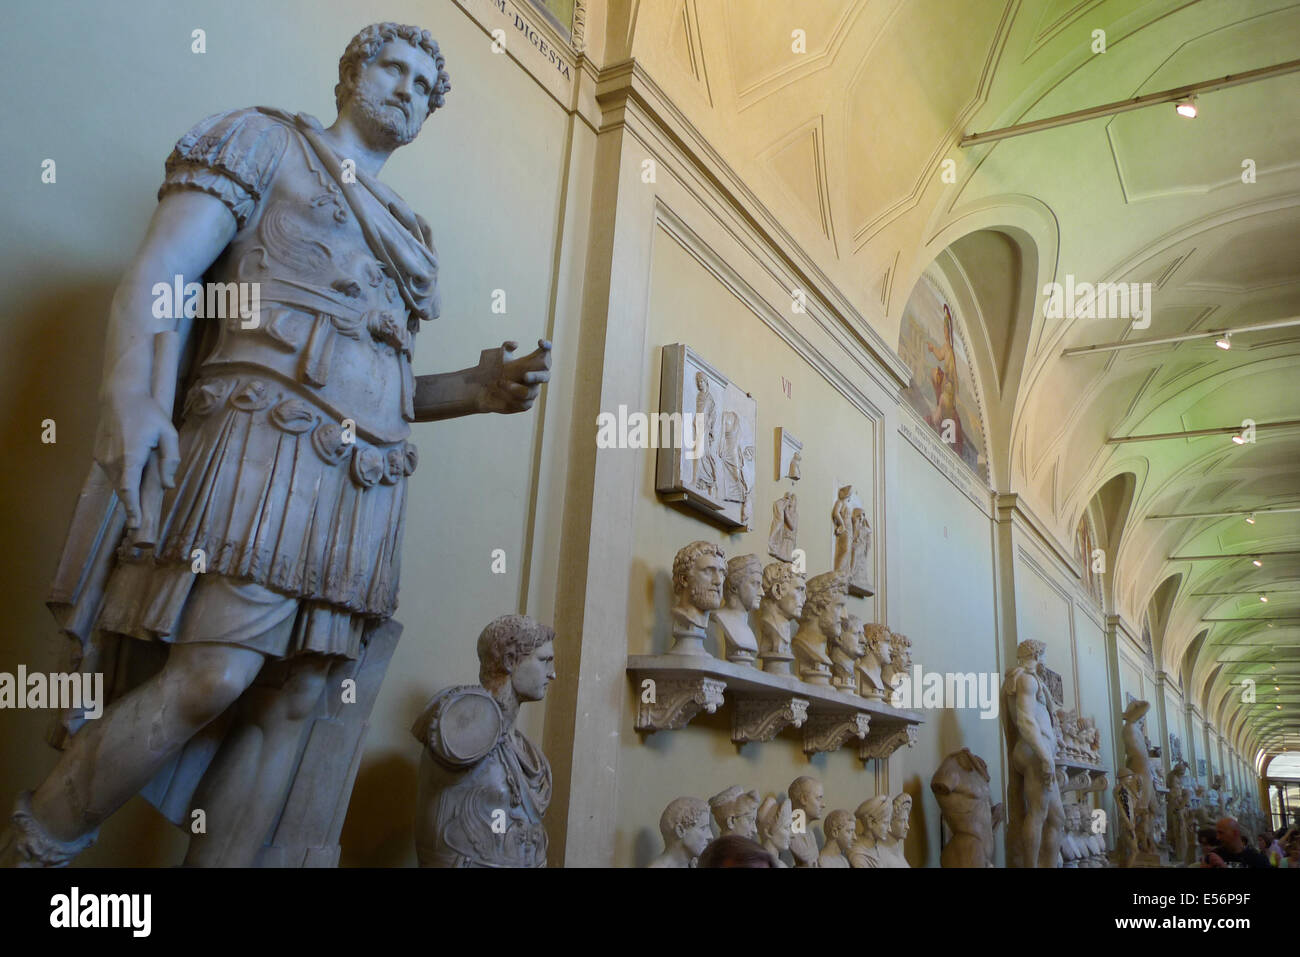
[413,686,551,868]
[161,107,440,443]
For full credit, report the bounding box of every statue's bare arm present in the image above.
[96,190,238,527]
[412,338,552,422]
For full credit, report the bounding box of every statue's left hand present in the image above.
[476,339,552,414]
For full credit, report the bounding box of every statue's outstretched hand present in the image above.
[476,339,552,415]
[93,391,179,529]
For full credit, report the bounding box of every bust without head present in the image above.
[648,796,712,868]
[709,554,763,664]
[670,541,726,655]
[413,614,557,868]
[793,572,847,685]
[758,561,805,675]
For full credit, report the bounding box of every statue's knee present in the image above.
[170,649,258,724]
[281,665,330,722]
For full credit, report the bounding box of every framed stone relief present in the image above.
[657,344,757,530]
[776,427,802,481]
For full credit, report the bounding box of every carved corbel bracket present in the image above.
[635,677,726,732]
[731,696,809,744]
[858,723,916,761]
[802,713,871,755]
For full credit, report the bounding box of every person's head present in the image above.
[824,809,856,852]
[762,562,806,619]
[756,796,793,852]
[723,554,764,612]
[659,797,712,859]
[839,613,867,658]
[335,23,451,149]
[1256,834,1269,851]
[1215,817,1244,852]
[476,614,556,702]
[851,508,867,535]
[855,796,892,842]
[788,776,824,819]
[890,793,913,840]
[709,786,760,839]
[695,371,709,393]
[1016,638,1045,666]
[697,834,775,868]
[863,623,893,665]
[673,541,726,612]
[802,573,847,635]
[1197,827,1217,849]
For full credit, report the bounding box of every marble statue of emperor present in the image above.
[2,22,552,868]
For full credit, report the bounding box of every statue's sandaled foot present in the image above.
[0,792,98,868]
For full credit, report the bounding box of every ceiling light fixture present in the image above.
[1176,96,1199,119]
[1216,332,1231,349]
[1254,559,1264,567]
[1246,513,1256,524]
[1232,433,1246,444]
[1261,594,1269,602]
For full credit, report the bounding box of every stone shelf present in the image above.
[627,654,923,759]
[1056,758,1110,777]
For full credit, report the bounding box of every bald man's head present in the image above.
[1215,817,1244,852]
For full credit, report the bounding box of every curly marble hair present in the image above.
[477,614,555,688]
[802,572,848,618]
[336,22,452,115]
[672,541,726,593]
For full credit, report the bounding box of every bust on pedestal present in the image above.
[758,562,805,676]
[793,572,847,686]
[709,554,762,665]
[670,541,726,656]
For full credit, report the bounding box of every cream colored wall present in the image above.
[892,439,1001,868]
[0,0,576,866]
[613,226,887,867]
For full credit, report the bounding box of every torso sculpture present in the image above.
[2,23,551,869]
[930,747,1003,867]
[413,615,556,868]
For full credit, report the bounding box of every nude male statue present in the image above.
[2,23,551,868]
[1000,639,1064,868]
[1120,699,1159,853]
[930,747,1004,868]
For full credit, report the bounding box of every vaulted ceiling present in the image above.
[623,0,1300,762]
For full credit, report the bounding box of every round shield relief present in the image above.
[435,689,501,762]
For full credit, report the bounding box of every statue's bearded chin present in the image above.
[351,86,422,149]
[690,581,722,610]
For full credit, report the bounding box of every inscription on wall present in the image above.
[898,407,992,517]
[455,0,576,103]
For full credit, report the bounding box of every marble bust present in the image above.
[756,795,793,867]
[413,615,556,867]
[787,775,825,867]
[758,561,805,675]
[709,554,762,664]
[648,796,712,868]
[793,572,848,686]
[830,612,866,691]
[669,541,726,655]
[878,793,912,867]
[818,809,856,868]
[709,785,760,840]
[857,623,893,700]
[882,630,912,693]
[848,795,892,868]
[1,22,553,869]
